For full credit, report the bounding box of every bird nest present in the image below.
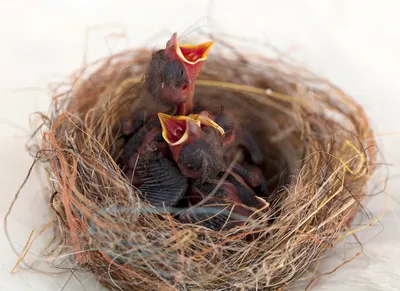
[32,39,375,290]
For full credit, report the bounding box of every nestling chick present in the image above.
[192,107,236,148]
[180,173,268,230]
[158,113,225,181]
[193,106,264,164]
[122,33,213,137]
[145,32,213,114]
[192,106,267,194]
[233,162,267,195]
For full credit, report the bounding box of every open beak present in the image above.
[158,112,224,147]
[167,32,213,65]
[158,113,201,146]
[189,114,225,137]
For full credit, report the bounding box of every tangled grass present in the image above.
[25,39,376,290]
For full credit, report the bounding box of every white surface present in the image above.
[1,0,400,290]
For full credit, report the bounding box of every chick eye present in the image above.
[179,67,184,77]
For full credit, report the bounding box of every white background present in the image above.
[1,0,400,290]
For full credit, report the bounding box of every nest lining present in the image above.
[31,42,376,291]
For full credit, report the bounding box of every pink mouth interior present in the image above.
[179,46,209,62]
[163,118,187,143]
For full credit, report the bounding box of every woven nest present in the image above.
[34,39,376,290]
